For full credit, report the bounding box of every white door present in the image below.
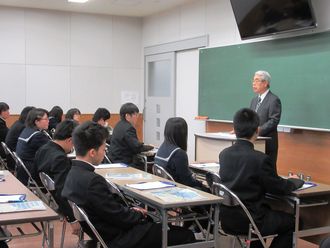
[144,52,176,146]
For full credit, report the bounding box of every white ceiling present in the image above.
[0,0,193,17]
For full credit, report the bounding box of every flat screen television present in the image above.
[230,0,317,40]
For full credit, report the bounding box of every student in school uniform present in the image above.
[48,106,63,136]
[219,108,303,248]
[155,117,206,191]
[35,120,80,235]
[62,121,195,248]
[92,107,112,144]
[16,108,51,185]
[109,103,153,169]
[5,106,35,171]
[65,108,81,123]
[0,102,10,159]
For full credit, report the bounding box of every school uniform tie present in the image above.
[255,96,262,112]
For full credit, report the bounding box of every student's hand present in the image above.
[69,221,81,236]
[132,207,148,218]
[229,129,235,134]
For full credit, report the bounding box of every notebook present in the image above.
[0,200,46,213]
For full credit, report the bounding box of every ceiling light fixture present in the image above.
[68,0,89,3]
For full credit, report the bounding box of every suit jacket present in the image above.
[109,120,152,165]
[34,141,75,222]
[0,117,9,158]
[62,160,153,247]
[219,139,302,231]
[250,91,281,166]
[155,142,203,189]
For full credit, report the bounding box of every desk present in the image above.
[0,171,59,247]
[187,165,330,247]
[195,132,267,161]
[95,167,222,248]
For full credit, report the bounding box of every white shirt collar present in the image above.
[259,89,269,102]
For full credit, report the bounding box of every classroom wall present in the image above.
[0,6,143,114]
[142,0,330,179]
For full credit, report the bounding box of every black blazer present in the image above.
[109,120,152,165]
[35,141,75,222]
[219,140,302,227]
[0,118,9,158]
[62,160,153,247]
[250,91,281,166]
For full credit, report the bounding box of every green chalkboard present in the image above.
[199,32,330,130]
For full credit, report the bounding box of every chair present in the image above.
[39,172,66,248]
[152,164,175,181]
[104,144,112,164]
[12,152,47,203]
[205,171,221,194]
[105,179,130,207]
[69,200,109,248]
[1,142,17,174]
[212,183,277,248]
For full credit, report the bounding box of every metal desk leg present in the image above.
[162,209,168,248]
[293,198,300,248]
[48,221,54,248]
[213,204,220,248]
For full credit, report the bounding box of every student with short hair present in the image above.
[109,103,153,168]
[65,108,81,123]
[16,108,51,185]
[219,108,303,248]
[35,120,80,235]
[0,102,10,158]
[62,121,195,247]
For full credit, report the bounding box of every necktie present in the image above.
[255,96,262,112]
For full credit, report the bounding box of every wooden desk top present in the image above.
[95,167,222,209]
[0,171,59,225]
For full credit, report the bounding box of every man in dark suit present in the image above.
[34,120,80,235]
[109,102,153,169]
[219,108,303,248]
[0,102,10,159]
[62,121,195,248]
[250,70,281,170]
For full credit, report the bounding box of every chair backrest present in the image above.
[39,172,59,210]
[212,183,267,246]
[13,152,47,202]
[68,200,109,248]
[1,142,11,170]
[152,164,174,181]
[106,179,130,207]
[205,171,221,194]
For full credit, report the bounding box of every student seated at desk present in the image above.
[219,108,304,248]
[0,102,10,159]
[5,106,35,171]
[155,117,206,191]
[35,120,80,235]
[65,108,81,123]
[62,121,195,248]
[92,107,112,144]
[109,103,153,169]
[48,105,63,136]
[16,108,51,185]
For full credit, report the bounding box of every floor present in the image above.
[5,220,319,248]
